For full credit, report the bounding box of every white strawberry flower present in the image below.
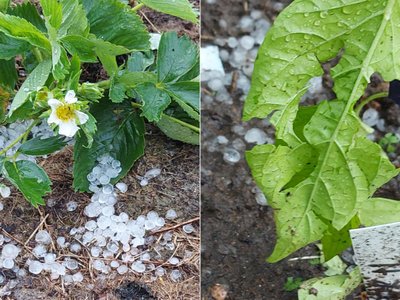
[47,90,89,137]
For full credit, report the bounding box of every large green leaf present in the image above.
[7,2,46,32]
[18,136,67,156]
[244,0,400,262]
[2,160,51,207]
[59,0,89,37]
[0,0,9,12]
[73,100,145,192]
[156,114,199,145]
[244,0,400,122]
[40,0,63,29]
[359,198,400,226]
[157,32,198,83]
[61,35,129,62]
[0,32,30,60]
[165,81,200,111]
[0,12,51,51]
[135,83,171,122]
[82,0,149,51]
[9,59,52,117]
[140,0,198,23]
[0,58,17,88]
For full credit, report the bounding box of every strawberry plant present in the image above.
[0,0,199,206]
[244,0,400,297]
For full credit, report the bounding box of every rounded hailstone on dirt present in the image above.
[244,128,268,145]
[35,230,52,245]
[0,185,11,198]
[183,224,195,234]
[117,264,128,275]
[223,148,241,164]
[66,201,78,212]
[170,269,182,282]
[131,261,146,273]
[1,244,20,259]
[168,257,180,266]
[28,260,43,275]
[116,182,128,193]
[165,209,178,220]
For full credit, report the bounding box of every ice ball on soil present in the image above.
[239,16,254,32]
[165,209,178,220]
[2,258,14,269]
[72,272,84,282]
[29,260,43,275]
[0,202,3,211]
[66,201,78,212]
[183,224,195,234]
[140,178,149,187]
[33,244,47,257]
[169,257,180,265]
[117,264,128,275]
[0,274,4,284]
[70,243,81,253]
[116,182,128,193]
[363,108,379,127]
[35,230,52,245]
[85,220,97,231]
[170,270,182,282]
[102,184,114,195]
[144,168,161,179]
[227,37,239,48]
[223,148,241,164]
[84,202,103,218]
[131,261,146,273]
[155,217,165,227]
[155,267,165,277]
[2,244,20,259]
[110,261,120,268]
[0,185,11,198]
[239,36,255,50]
[244,128,268,145]
[255,190,268,206]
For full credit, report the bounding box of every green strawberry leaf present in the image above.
[2,160,51,207]
[139,0,198,23]
[18,136,67,156]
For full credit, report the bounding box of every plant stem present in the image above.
[32,48,43,63]
[132,2,145,12]
[97,80,111,89]
[354,91,389,115]
[0,120,38,157]
[162,114,200,133]
[130,102,200,133]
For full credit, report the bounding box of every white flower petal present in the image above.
[58,120,79,137]
[48,98,62,109]
[75,111,89,125]
[47,111,61,125]
[65,90,77,104]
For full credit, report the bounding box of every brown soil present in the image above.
[1,130,199,300]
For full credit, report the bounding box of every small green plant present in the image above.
[244,0,400,297]
[379,133,399,153]
[284,276,303,292]
[0,0,199,206]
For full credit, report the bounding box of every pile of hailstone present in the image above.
[0,154,196,289]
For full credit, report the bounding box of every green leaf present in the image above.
[157,32,198,83]
[156,114,199,145]
[67,55,81,91]
[0,12,51,51]
[135,83,171,122]
[0,0,9,12]
[244,0,400,122]
[9,59,52,117]
[59,0,89,37]
[298,267,362,300]
[359,198,400,226]
[40,0,63,29]
[165,81,200,111]
[79,112,97,148]
[7,2,46,32]
[127,51,155,72]
[0,58,17,88]
[82,0,149,51]
[18,136,67,156]
[321,216,360,262]
[2,160,51,207]
[73,100,145,192]
[61,35,129,62]
[139,0,198,23]
[0,32,30,60]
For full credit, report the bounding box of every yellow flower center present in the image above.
[55,104,75,121]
